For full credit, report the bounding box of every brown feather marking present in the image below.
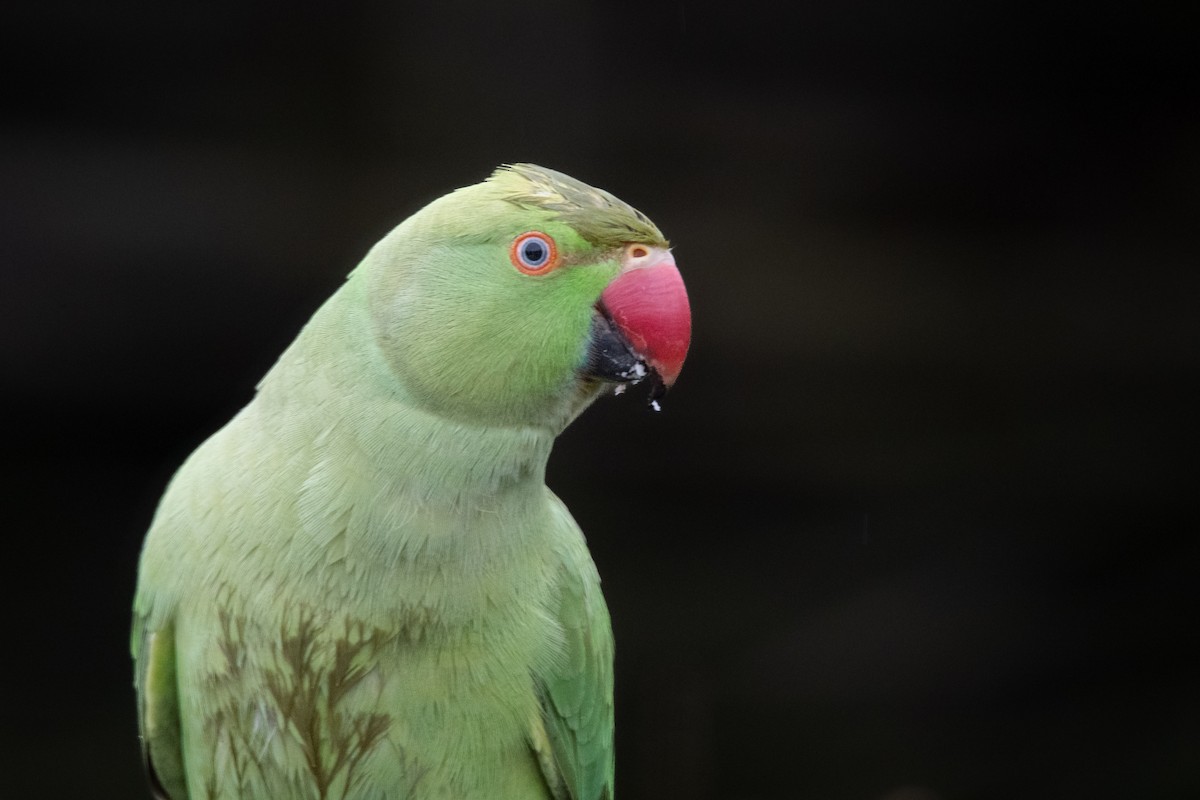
[203,602,394,799]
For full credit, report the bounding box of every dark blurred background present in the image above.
[3,1,1197,798]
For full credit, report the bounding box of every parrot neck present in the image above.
[255,272,558,510]
[234,270,576,630]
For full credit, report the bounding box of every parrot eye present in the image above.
[510,231,561,275]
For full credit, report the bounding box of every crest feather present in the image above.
[489,163,667,248]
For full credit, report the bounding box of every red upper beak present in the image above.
[598,245,691,389]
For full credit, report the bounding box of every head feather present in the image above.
[488,163,668,249]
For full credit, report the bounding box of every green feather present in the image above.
[490,163,667,250]
[132,165,657,799]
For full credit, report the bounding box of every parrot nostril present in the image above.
[627,244,649,260]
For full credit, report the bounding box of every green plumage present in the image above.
[133,165,661,799]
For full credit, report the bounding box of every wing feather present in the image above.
[532,496,616,800]
[133,617,189,800]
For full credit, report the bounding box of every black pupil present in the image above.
[523,240,546,264]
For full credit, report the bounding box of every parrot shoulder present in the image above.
[530,491,615,800]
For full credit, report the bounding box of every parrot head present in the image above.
[360,164,691,428]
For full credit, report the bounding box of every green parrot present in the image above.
[132,164,691,800]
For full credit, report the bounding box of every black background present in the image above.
[3,2,1197,798]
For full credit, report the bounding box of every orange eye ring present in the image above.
[510,231,562,275]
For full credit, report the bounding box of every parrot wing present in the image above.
[531,495,616,800]
[132,616,188,800]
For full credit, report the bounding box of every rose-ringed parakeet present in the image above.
[132,164,691,800]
